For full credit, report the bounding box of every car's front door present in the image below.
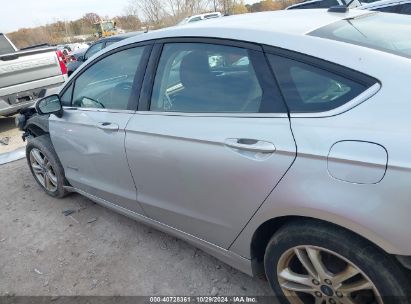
[50,44,151,214]
[125,40,297,248]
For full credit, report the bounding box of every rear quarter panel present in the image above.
[230,54,411,258]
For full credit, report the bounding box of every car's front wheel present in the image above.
[264,220,410,304]
[26,135,68,198]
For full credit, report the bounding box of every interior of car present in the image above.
[150,45,263,113]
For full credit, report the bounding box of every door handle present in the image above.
[96,122,119,131]
[224,138,276,153]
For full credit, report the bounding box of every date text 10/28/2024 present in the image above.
[150,296,259,303]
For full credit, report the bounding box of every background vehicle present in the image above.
[66,31,143,76]
[286,0,364,9]
[18,10,411,303]
[94,20,121,38]
[360,0,411,13]
[0,33,67,116]
[178,12,222,24]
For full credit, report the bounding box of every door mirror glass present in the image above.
[36,94,63,116]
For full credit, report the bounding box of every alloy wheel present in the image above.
[277,245,382,304]
[29,148,58,192]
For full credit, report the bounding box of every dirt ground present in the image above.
[0,115,26,154]
[0,159,273,297]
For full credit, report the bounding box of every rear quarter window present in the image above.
[267,54,377,113]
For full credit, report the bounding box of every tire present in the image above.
[26,135,68,198]
[264,220,410,304]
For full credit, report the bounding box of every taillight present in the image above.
[56,50,68,75]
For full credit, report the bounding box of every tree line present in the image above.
[8,0,297,49]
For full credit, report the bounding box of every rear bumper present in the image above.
[0,99,35,116]
[0,78,65,116]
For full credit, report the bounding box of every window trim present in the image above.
[137,37,288,116]
[59,41,153,112]
[263,44,380,118]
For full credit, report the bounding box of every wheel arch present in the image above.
[27,123,48,137]
[248,215,400,279]
[24,114,50,138]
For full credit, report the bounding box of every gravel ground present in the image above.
[0,159,273,297]
[0,116,25,154]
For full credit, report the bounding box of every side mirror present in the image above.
[35,94,63,117]
[77,55,85,62]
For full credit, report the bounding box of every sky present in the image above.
[0,0,259,33]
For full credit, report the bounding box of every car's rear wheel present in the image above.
[264,220,410,304]
[26,135,68,198]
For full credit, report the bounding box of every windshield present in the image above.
[309,13,411,59]
[101,22,114,31]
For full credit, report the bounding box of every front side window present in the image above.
[150,43,284,113]
[72,46,146,110]
[60,83,73,107]
[268,55,373,113]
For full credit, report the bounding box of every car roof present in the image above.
[114,31,145,39]
[79,9,411,89]
[360,0,409,8]
[125,10,370,40]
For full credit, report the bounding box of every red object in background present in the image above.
[56,50,68,75]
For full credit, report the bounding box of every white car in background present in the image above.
[178,12,222,25]
[286,0,363,9]
[360,0,411,13]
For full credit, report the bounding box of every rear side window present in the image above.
[150,43,286,113]
[268,55,373,113]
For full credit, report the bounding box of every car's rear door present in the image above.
[125,39,297,248]
[50,43,151,214]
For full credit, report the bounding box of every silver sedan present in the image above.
[19,9,411,304]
